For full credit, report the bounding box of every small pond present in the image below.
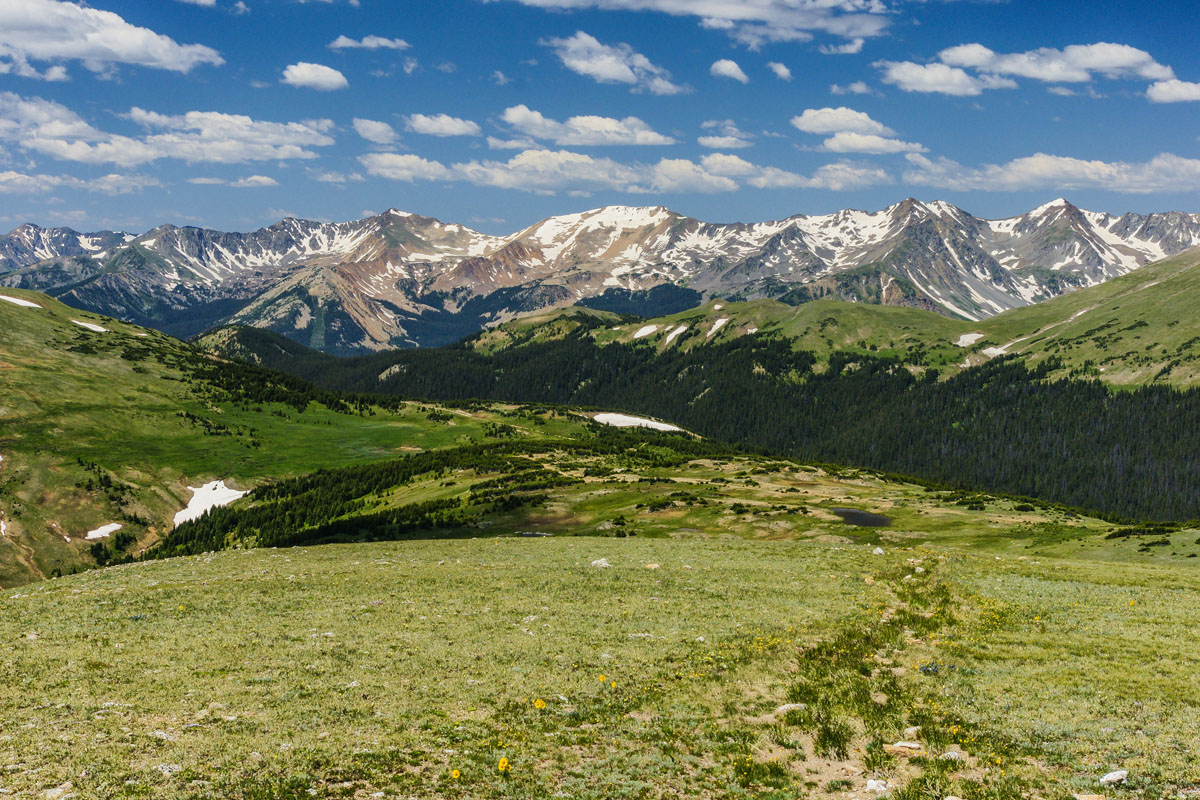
[831,507,892,527]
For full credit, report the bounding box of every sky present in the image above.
[1,0,1198,235]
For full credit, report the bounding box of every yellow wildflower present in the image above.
[534,698,546,710]
[451,769,460,780]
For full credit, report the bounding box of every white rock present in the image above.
[866,779,889,793]
[590,558,611,568]
[42,784,73,800]
[774,703,807,716]
[1100,770,1128,785]
[873,547,885,555]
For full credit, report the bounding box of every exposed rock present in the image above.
[1100,770,1128,785]
[884,741,923,756]
[589,558,612,568]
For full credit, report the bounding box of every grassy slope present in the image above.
[964,246,1200,384]
[3,510,1197,799]
[0,289,587,585]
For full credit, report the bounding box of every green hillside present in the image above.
[962,246,1200,384]
[0,289,587,586]
[5,513,1199,799]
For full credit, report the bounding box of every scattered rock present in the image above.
[940,750,963,761]
[590,558,612,568]
[945,795,966,800]
[1100,771,1128,785]
[866,779,889,793]
[154,764,182,776]
[774,703,808,717]
[645,563,660,569]
[873,547,885,555]
[884,741,922,756]
[1073,794,1105,800]
[42,784,73,800]
[902,725,921,739]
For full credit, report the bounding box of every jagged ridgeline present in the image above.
[5,199,1200,353]
[200,322,1200,521]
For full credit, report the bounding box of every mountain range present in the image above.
[3,199,1199,353]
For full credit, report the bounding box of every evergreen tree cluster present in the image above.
[215,327,1200,521]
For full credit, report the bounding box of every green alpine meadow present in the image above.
[4,3,1200,793]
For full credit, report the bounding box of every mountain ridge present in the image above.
[4,198,1199,353]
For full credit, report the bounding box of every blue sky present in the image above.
[1,0,1198,234]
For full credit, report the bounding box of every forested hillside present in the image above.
[197,325,1200,521]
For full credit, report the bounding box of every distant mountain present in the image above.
[0,223,132,273]
[4,199,1199,353]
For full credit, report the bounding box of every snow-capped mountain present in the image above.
[0,223,132,274]
[3,199,1198,352]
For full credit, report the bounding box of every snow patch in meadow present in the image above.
[664,325,688,346]
[85,523,122,540]
[594,413,681,433]
[955,333,985,347]
[0,294,42,308]
[173,480,249,528]
[633,324,658,339]
[745,327,758,335]
[707,318,729,338]
[71,319,109,333]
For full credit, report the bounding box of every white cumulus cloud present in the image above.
[700,152,889,190]
[499,0,889,50]
[500,105,675,145]
[939,42,1174,83]
[792,107,894,135]
[0,169,158,195]
[353,118,398,144]
[281,62,348,90]
[710,59,749,83]
[0,93,336,166]
[544,31,686,95]
[358,153,452,182]
[229,174,278,188]
[904,151,1200,194]
[767,62,792,81]
[1147,79,1200,103]
[0,0,223,77]
[830,81,872,95]
[328,35,409,50]
[822,131,925,154]
[405,113,482,137]
[699,119,753,149]
[876,61,1017,96]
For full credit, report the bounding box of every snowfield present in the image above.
[707,318,730,338]
[0,295,42,308]
[633,325,658,339]
[174,481,250,528]
[71,319,110,333]
[665,325,688,346]
[955,333,986,347]
[85,523,123,540]
[593,413,682,433]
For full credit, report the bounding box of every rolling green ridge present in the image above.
[194,303,1200,521]
[0,289,591,586]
